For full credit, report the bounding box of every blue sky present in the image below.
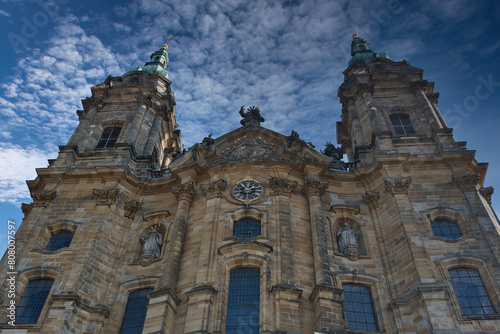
[1,0,499,255]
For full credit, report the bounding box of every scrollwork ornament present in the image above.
[92,188,119,206]
[124,200,141,219]
[452,173,480,192]
[384,177,412,194]
[362,191,380,206]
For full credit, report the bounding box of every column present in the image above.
[67,107,97,150]
[125,103,148,151]
[143,114,163,155]
[416,89,442,129]
[302,177,344,332]
[347,101,366,147]
[144,181,195,334]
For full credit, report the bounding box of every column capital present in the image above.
[31,190,57,207]
[452,173,480,192]
[362,191,381,207]
[409,79,428,94]
[124,200,142,219]
[269,177,298,196]
[172,181,196,202]
[200,179,227,199]
[384,176,412,194]
[479,186,494,204]
[302,177,329,198]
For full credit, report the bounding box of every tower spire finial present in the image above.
[163,35,173,50]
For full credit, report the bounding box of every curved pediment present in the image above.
[169,125,332,171]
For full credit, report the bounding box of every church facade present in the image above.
[1,35,500,334]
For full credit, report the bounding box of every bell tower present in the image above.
[53,44,181,176]
[337,34,460,164]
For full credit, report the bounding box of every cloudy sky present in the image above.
[1,0,499,253]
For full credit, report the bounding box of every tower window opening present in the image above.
[432,220,462,240]
[390,114,416,136]
[343,283,378,332]
[226,268,260,334]
[449,268,496,315]
[16,279,53,324]
[45,231,74,251]
[96,127,121,148]
[233,218,261,239]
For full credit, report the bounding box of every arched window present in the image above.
[119,288,154,334]
[226,268,260,334]
[16,279,53,324]
[343,283,378,331]
[449,268,495,315]
[96,127,121,148]
[233,218,261,239]
[390,114,415,136]
[45,231,74,251]
[432,220,462,240]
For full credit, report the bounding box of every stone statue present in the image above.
[336,222,359,260]
[239,106,265,126]
[140,228,163,258]
[322,142,343,161]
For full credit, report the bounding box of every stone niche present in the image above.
[132,210,171,266]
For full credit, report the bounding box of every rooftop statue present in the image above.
[239,105,265,126]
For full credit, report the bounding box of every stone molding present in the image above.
[92,187,119,206]
[172,181,196,203]
[269,177,298,196]
[200,179,227,199]
[124,200,142,219]
[452,173,480,192]
[31,190,57,207]
[362,191,380,206]
[384,176,412,194]
[302,177,329,198]
[479,186,494,204]
[143,210,171,226]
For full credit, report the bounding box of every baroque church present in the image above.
[1,35,500,334]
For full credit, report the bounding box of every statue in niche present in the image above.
[140,226,163,259]
[336,221,360,261]
[239,105,265,126]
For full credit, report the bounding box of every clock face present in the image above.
[233,179,263,203]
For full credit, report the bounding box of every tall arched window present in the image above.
[45,231,74,251]
[16,278,53,324]
[449,268,495,315]
[343,283,378,331]
[390,114,415,136]
[226,268,260,333]
[119,288,153,334]
[233,218,261,239]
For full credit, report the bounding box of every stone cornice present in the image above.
[21,202,34,215]
[92,187,119,206]
[269,177,298,196]
[452,173,480,192]
[302,177,329,198]
[81,95,106,112]
[409,79,428,94]
[172,181,196,202]
[199,179,227,199]
[31,190,57,207]
[384,176,412,194]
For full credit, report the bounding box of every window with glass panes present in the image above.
[390,114,415,136]
[96,127,121,148]
[45,231,74,251]
[226,268,260,334]
[343,283,378,332]
[432,220,462,240]
[449,268,496,315]
[16,279,53,324]
[119,288,153,334]
[233,219,261,239]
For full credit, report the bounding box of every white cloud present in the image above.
[0,143,57,204]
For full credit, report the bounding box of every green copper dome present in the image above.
[128,45,169,78]
[348,34,390,66]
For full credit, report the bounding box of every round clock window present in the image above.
[233,179,263,203]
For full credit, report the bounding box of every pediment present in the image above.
[169,125,332,170]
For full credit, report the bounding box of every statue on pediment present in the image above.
[239,105,265,126]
